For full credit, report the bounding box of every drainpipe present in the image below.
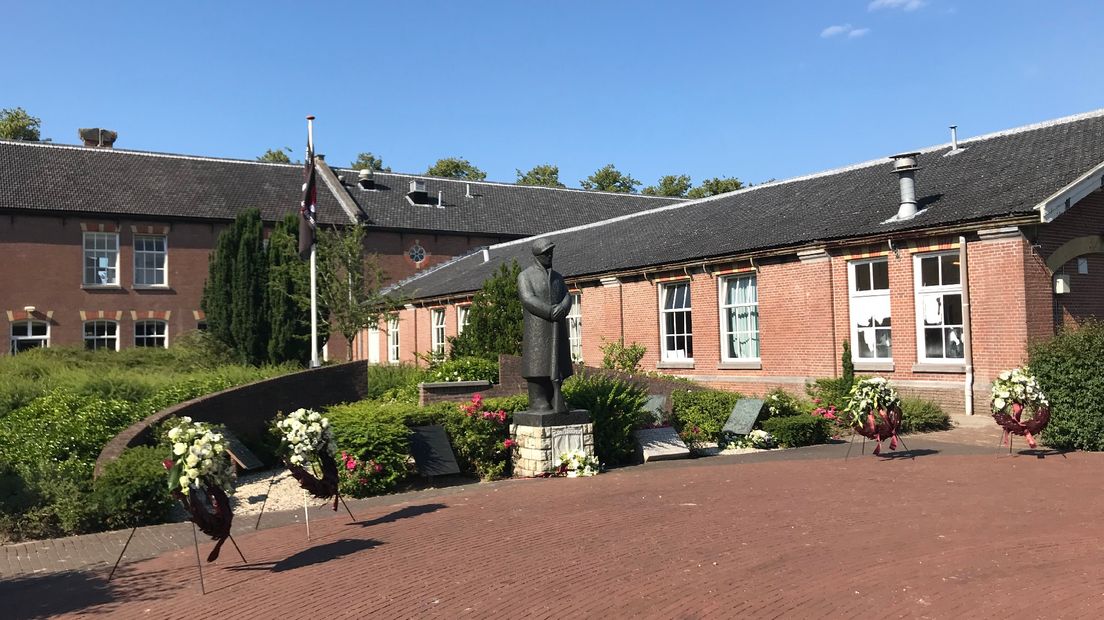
[959,236,974,415]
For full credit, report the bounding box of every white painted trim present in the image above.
[847,257,894,363]
[658,281,693,363]
[132,232,169,288]
[717,274,761,364]
[913,251,965,364]
[1035,159,1104,222]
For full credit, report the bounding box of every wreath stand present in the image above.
[844,407,913,459]
[252,453,358,540]
[993,402,1051,456]
[108,484,246,595]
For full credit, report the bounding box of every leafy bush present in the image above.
[764,388,809,419]
[600,339,647,373]
[427,357,499,384]
[807,377,853,410]
[483,394,529,414]
[366,363,428,400]
[1029,320,1104,450]
[899,398,952,433]
[760,415,830,447]
[326,404,413,496]
[671,390,741,443]
[93,446,174,529]
[445,395,514,480]
[563,373,649,465]
[0,458,100,541]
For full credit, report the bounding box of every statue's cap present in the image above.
[531,238,555,256]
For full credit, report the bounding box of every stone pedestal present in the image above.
[511,410,593,477]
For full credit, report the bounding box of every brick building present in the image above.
[0,138,678,358]
[385,110,1104,415]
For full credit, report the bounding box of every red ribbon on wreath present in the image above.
[163,460,234,563]
[992,402,1050,449]
[286,450,341,511]
[851,406,902,456]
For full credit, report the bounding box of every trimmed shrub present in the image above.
[427,357,499,384]
[93,446,174,529]
[483,394,529,414]
[764,388,809,419]
[760,415,831,448]
[563,373,650,466]
[1029,321,1104,450]
[326,404,413,496]
[0,458,100,541]
[445,396,514,480]
[366,363,428,400]
[600,339,646,373]
[0,392,137,472]
[807,377,853,410]
[900,398,952,433]
[671,390,741,442]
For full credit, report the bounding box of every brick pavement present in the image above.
[3,425,1102,619]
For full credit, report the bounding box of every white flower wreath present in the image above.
[560,449,601,477]
[991,367,1048,415]
[166,416,235,496]
[274,408,337,467]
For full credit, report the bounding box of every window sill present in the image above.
[81,284,123,291]
[911,362,966,374]
[657,360,695,370]
[718,360,762,370]
[854,360,895,372]
[133,285,172,291]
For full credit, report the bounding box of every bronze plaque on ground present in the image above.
[411,425,461,477]
[723,399,765,437]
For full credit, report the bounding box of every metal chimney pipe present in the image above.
[890,152,921,219]
[950,125,959,150]
[437,190,443,208]
[465,183,472,198]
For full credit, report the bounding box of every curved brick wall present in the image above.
[94,360,368,477]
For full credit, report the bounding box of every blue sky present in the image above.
[5,1,1104,188]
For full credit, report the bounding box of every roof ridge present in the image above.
[0,139,305,169]
[334,168,686,200]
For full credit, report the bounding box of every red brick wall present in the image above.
[1037,191,1104,328]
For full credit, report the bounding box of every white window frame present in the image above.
[430,308,446,355]
[10,320,49,354]
[914,252,965,363]
[133,234,168,288]
[83,232,119,286]
[367,326,381,364]
[718,274,760,362]
[659,281,693,361]
[83,320,119,351]
[567,292,583,362]
[388,316,400,363]
[456,305,470,336]
[134,319,168,348]
[848,258,893,361]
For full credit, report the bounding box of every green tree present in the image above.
[257,148,293,164]
[686,176,744,199]
[267,214,311,365]
[580,164,640,193]
[642,174,692,197]
[516,164,566,188]
[426,157,487,181]
[201,217,241,353]
[448,261,524,360]
[230,210,269,365]
[0,107,41,141]
[317,224,393,361]
[350,152,391,172]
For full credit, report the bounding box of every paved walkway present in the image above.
[5,420,1100,618]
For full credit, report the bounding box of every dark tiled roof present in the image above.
[0,141,680,233]
[392,109,1104,300]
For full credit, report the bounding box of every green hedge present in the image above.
[899,398,952,433]
[326,404,414,496]
[1030,321,1104,450]
[427,357,499,384]
[670,390,741,443]
[563,373,649,466]
[92,446,174,529]
[365,364,428,400]
[760,415,830,447]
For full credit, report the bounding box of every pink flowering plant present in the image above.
[810,398,850,437]
[446,394,515,480]
[337,451,392,497]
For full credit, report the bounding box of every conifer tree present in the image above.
[267,214,311,364]
[201,216,241,351]
[448,260,524,360]
[230,210,269,364]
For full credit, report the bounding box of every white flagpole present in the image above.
[307,115,320,369]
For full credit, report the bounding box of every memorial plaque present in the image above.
[643,395,668,425]
[633,426,690,463]
[722,398,765,437]
[410,425,461,477]
[222,431,264,471]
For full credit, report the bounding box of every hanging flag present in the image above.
[298,143,317,260]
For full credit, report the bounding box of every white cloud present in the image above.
[821,24,871,39]
[869,0,926,10]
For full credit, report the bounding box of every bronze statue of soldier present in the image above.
[517,238,574,414]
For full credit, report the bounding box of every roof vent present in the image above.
[78,128,117,148]
[407,179,428,204]
[358,168,375,190]
[890,152,920,220]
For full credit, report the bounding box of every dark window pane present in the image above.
[941,255,961,286]
[876,329,892,358]
[945,327,965,358]
[920,257,940,287]
[925,328,944,358]
[872,261,889,290]
[856,330,875,358]
[855,263,871,291]
[943,294,963,325]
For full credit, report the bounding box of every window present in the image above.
[431,309,446,355]
[10,320,48,353]
[914,253,964,361]
[83,232,119,285]
[135,320,168,348]
[456,305,470,335]
[720,275,759,360]
[567,293,583,362]
[84,320,119,351]
[659,282,693,360]
[388,317,400,363]
[849,259,892,359]
[134,235,168,287]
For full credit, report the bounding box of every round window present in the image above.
[408,243,426,263]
